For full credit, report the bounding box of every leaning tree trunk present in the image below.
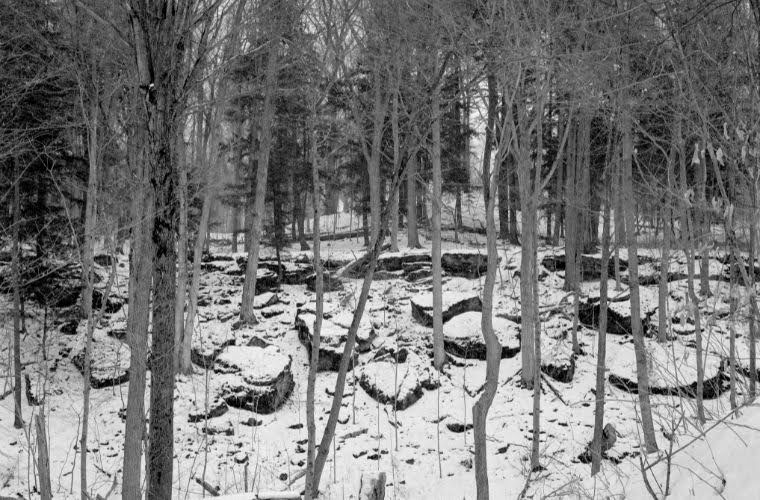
[80,93,99,500]
[309,170,404,497]
[431,85,445,371]
[240,42,278,325]
[621,101,658,453]
[472,145,501,500]
[304,110,324,500]
[591,181,612,475]
[12,157,22,429]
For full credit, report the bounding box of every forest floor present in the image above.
[2,226,760,499]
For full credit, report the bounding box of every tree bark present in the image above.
[36,413,52,500]
[240,41,279,325]
[80,89,99,499]
[389,81,400,252]
[175,134,190,373]
[304,110,324,500]
[591,182,612,475]
[621,97,658,453]
[431,83,445,371]
[12,157,23,430]
[407,152,420,248]
[472,137,501,500]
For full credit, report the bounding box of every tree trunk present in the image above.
[390,84,400,252]
[366,72,387,247]
[407,152,420,248]
[518,170,538,388]
[497,156,509,240]
[553,160,563,245]
[697,141,710,296]
[240,41,278,325]
[122,130,153,500]
[508,161,519,244]
[304,110,324,500]
[472,140,501,500]
[564,124,579,291]
[621,99,658,453]
[12,157,22,429]
[482,70,497,206]
[431,84,444,371]
[750,171,758,398]
[36,413,52,500]
[175,134,190,374]
[658,135,675,344]
[80,92,99,499]
[591,184,612,475]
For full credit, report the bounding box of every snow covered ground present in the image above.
[2,229,760,499]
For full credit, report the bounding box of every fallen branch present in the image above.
[194,476,220,497]
[541,374,568,406]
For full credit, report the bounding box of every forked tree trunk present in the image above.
[12,157,22,429]
[472,144,501,499]
[431,84,445,371]
[621,99,658,453]
[591,185,612,475]
[304,111,324,500]
[240,41,279,325]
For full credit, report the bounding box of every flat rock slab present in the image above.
[411,292,482,327]
[341,249,431,278]
[295,310,375,371]
[253,292,279,309]
[358,353,438,410]
[72,335,131,389]
[442,311,520,360]
[191,323,235,367]
[607,339,728,399]
[188,396,229,422]
[214,345,294,414]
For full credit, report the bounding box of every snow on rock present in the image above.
[71,334,131,389]
[188,396,229,422]
[214,345,294,414]
[252,291,279,309]
[442,311,520,360]
[357,352,438,410]
[410,292,482,327]
[607,339,728,399]
[340,248,430,278]
[294,310,376,371]
[540,337,576,383]
[579,286,659,336]
[191,323,235,368]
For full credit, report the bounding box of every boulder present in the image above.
[541,253,627,281]
[215,345,294,414]
[294,310,376,371]
[306,272,343,292]
[191,324,236,367]
[410,292,482,327]
[607,339,728,399]
[442,311,520,360]
[188,397,229,422]
[357,353,438,410]
[540,338,576,383]
[72,335,131,389]
[579,286,659,336]
[440,250,491,278]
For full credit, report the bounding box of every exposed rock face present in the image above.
[357,353,438,410]
[294,310,375,371]
[340,249,430,278]
[442,311,520,360]
[541,253,627,281]
[215,345,294,414]
[607,339,729,399]
[306,272,343,292]
[579,286,658,336]
[440,250,491,278]
[410,292,482,327]
[72,335,131,389]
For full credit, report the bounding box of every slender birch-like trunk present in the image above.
[431,81,445,371]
